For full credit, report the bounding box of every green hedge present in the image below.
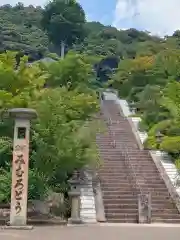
[144,135,158,149]
[160,136,180,154]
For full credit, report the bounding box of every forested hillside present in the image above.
[0,0,180,212]
[1,3,180,61]
[0,4,48,61]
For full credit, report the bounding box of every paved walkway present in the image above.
[0,224,180,240]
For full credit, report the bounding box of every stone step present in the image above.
[102,190,171,197]
[105,207,179,214]
[101,183,166,188]
[102,188,170,193]
[104,200,177,207]
[102,180,160,185]
[107,218,137,223]
[98,140,137,143]
[101,178,165,184]
[102,160,156,164]
[81,218,97,223]
[152,218,180,223]
[153,210,180,215]
[104,203,137,209]
[100,170,161,174]
[100,165,158,170]
[103,194,172,200]
[104,202,178,210]
[99,172,162,178]
[105,212,180,220]
[106,213,137,219]
[100,157,153,161]
[100,177,164,182]
[98,101,180,224]
[103,199,176,205]
[100,156,152,161]
[105,208,138,214]
[100,159,155,163]
[102,188,134,192]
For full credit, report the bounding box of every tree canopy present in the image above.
[0,4,48,61]
[0,51,100,204]
[111,48,180,169]
[41,0,86,56]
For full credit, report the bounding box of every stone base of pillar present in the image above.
[138,193,151,224]
[68,218,82,224]
[2,225,33,230]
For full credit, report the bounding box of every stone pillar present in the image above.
[8,108,37,227]
[138,193,151,224]
[68,171,82,224]
[94,180,106,222]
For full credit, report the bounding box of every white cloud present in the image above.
[113,0,180,36]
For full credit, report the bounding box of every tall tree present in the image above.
[41,0,86,58]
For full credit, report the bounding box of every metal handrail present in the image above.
[99,93,152,223]
[100,97,144,198]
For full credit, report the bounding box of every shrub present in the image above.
[0,168,50,203]
[148,119,172,136]
[0,169,11,203]
[160,136,180,154]
[143,135,157,149]
[28,169,50,200]
[0,137,12,170]
[166,124,180,136]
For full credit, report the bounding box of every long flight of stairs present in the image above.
[97,100,180,223]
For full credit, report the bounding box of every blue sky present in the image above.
[1,0,180,36]
[78,0,117,26]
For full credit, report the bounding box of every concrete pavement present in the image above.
[0,224,180,240]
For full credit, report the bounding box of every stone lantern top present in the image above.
[8,108,37,120]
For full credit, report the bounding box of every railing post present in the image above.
[138,193,151,224]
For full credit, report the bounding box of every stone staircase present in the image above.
[97,100,180,223]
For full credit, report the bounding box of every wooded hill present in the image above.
[1,3,180,61]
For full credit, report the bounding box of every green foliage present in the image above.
[0,3,43,28]
[1,2,179,62]
[0,168,49,202]
[28,169,49,200]
[160,136,180,154]
[175,159,180,170]
[41,0,86,50]
[112,43,180,164]
[0,51,100,202]
[0,137,12,169]
[148,120,173,136]
[0,51,47,109]
[1,0,180,203]
[30,87,98,184]
[0,169,11,203]
[75,24,165,58]
[0,4,48,60]
[144,136,158,150]
[43,51,94,90]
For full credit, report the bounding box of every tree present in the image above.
[41,0,86,58]
[42,51,94,90]
[111,56,154,99]
[30,87,99,189]
[0,51,48,174]
[0,51,100,202]
[0,51,47,109]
